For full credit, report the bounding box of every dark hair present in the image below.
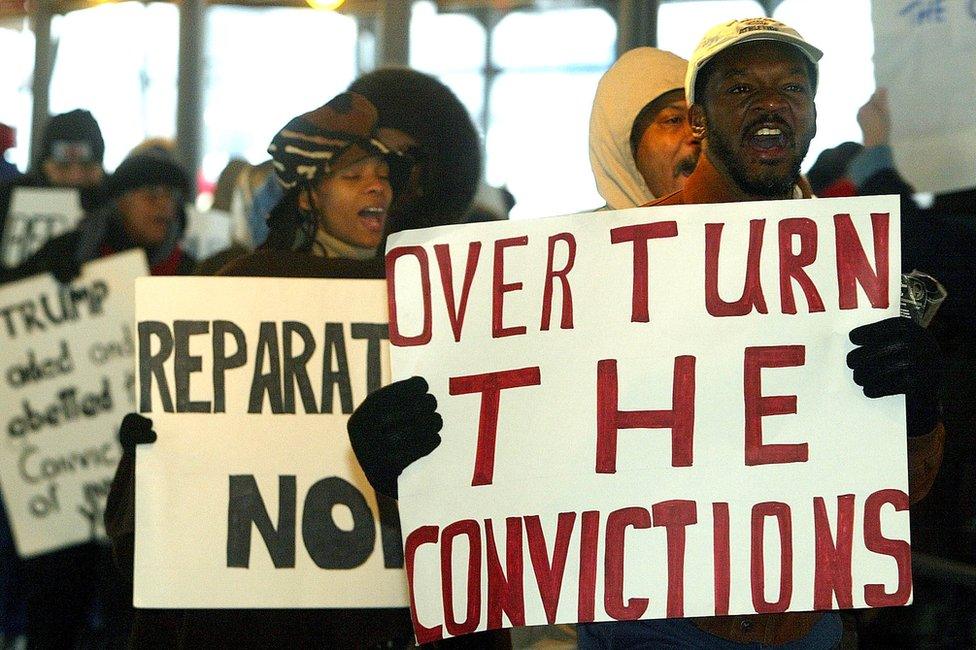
[348,68,482,229]
[263,187,314,252]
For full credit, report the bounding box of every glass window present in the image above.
[0,23,34,171]
[491,8,616,69]
[657,0,766,59]
[409,1,486,132]
[50,2,179,170]
[488,7,615,218]
[204,6,358,182]
[774,0,876,171]
[486,70,606,218]
[410,1,485,73]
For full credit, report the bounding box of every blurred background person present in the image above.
[0,109,107,250]
[0,123,19,184]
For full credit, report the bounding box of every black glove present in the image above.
[50,252,82,284]
[347,376,442,500]
[118,413,157,453]
[847,316,946,437]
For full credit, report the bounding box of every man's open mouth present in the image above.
[744,119,795,158]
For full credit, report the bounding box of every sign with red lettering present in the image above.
[386,196,909,640]
[134,277,410,608]
[0,250,147,557]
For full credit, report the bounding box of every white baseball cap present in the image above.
[685,17,823,105]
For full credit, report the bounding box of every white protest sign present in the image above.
[872,0,976,193]
[134,277,409,608]
[386,196,909,641]
[1,187,84,267]
[0,250,147,557]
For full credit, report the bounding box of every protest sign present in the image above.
[1,187,84,267]
[0,250,146,558]
[133,276,409,609]
[386,196,910,641]
[872,0,976,193]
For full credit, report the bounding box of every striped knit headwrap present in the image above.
[268,92,404,192]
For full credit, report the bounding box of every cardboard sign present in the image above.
[386,196,910,641]
[1,187,84,267]
[872,0,976,193]
[133,277,409,609]
[0,250,147,557]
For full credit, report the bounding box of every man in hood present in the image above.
[588,47,702,209]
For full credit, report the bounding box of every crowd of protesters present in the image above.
[0,14,974,650]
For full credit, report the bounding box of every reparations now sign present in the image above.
[133,277,408,609]
[385,195,910,641]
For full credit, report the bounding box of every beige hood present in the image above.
[588,47,688,209]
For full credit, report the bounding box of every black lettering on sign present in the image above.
[248,323,284,414]
[28,482,60,518]
[302,477,374,569]
[4,339,74,388]
[7,378,113,438]
[87,323,134,365]
[138,321,174,413]
[322,323,352,414]
[0,280,111,338]
[226,475,296,568]
[77,477,113,538]
[213,320,247,413]
[174,320,211,413]
[283,321,317,414]
[351,323,389,396]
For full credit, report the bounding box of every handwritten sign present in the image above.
[133,277,409,608]
[0,250,147,558]
[1,188,84,267]
[872,0,976,193]
[386,196,910,641]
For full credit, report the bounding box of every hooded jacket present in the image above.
[588,48,687,210]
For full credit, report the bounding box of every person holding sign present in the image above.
[107,92,438,648]
[589,17,947,649]
[349,17,949,649]
[0,152,193,286]
[0,110,107,272]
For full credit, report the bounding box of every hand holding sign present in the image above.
[348,376,443,499]
[847,316,945,437]
[119,413,156,452]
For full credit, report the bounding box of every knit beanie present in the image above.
[39,109,105,165]
[267,92,410,196]
[100,152,191,202]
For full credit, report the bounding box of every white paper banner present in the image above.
[133,277,410,609]
[872,0,976,193]
[387,196,910,641]
[1,187,84,267]
[0,250,147,557]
